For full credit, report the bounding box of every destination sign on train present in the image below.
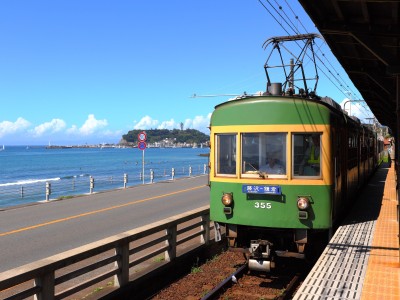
[242,185,281,195]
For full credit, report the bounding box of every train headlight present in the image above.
[221,193,233,206]
[297,197,310,210]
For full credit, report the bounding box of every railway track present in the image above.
[201,264,248,300]
[201,262,304,300]
[151,250,310,300]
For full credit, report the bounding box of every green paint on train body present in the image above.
[211,96,332,126]
[210,181,332,229]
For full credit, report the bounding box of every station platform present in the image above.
[293,161,399,300]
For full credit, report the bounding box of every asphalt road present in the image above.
[0,175,209,272]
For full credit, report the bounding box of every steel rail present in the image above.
[275,273,302,300]
[200,264,248,300]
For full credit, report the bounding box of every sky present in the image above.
[0,0,374,146]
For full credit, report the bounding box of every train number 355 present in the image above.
[254,202,272,209]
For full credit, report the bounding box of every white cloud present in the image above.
[32,119,66,137]
[158,119,178,130]
[67,114,108,136]
[133,114,211,134]
[183,114,211,134]
[1,113,210,145]
[66,125,79,135]
[79,114,108,135]
[133,116,159,130]
[102,129,123,137]
[0,117,31,138]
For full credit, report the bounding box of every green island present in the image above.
[46,129,210,149]
[120,129,210,148]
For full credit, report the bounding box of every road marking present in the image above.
[0,185,206,237]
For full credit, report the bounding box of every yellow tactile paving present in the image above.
[361,162,400,300]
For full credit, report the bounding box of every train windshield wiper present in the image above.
[247,162,268,179]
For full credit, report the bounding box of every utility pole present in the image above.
[343,99,365,116]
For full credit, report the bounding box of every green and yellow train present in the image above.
[209,34,384,272]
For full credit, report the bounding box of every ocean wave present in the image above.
[0,177,61,187]
[61,174,90,180]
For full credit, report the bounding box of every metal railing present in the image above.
[0,164,209,208]
[0,206,212,300]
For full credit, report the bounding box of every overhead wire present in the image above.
[278,0,371,117]
[257,0,291,36]
[262,0,367,109]
[273,0,359,99]
[258,0,373,118]
[280,1,360,99]
[283,0,308,33]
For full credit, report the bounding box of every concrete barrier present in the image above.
[0,205,212,300]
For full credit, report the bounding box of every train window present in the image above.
[215,134,237,176]
[293,134,321,177]
[241,133,286,177]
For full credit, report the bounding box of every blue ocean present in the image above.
[0,146,209,208]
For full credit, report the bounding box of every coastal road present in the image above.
[0,175,209,272]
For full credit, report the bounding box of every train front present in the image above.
[209,95,333,272]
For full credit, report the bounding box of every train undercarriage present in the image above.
[216,223,328,272]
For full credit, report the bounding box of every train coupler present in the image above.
[248,239,275,272]
[250,239,273,258]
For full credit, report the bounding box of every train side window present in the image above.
[215,134,237,176]
[293,133,321,177]
[241,133,286,177]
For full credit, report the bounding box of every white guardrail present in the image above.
[0,164,209,208]
[0,206,213,300]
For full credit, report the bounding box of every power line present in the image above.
[257,0,373,118]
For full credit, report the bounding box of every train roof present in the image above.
[213,92,369,129]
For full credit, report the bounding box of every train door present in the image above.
[331,125,339,222]
[333,118,347,225]
[348,127,359,198]
[357,129,363,188]
[340,123,348,213]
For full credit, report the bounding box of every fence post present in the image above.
[189,166,192,176]
[45,182,51,202]
[123,173,128,189]
[20,186,24,198]
[171,168,175,180]
[203,164,207,174]
[150,169,154,183]
[90,176,94,194]
[34,271,55,300]
[165,225,177,262]
[114,241,129,288]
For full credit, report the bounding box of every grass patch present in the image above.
[153,255,165,263]
[191,257,202,273]
[191,266,202,274]
[208,254,219,262]
[82,281,114,298]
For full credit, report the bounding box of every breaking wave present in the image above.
[0,177,61,187]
